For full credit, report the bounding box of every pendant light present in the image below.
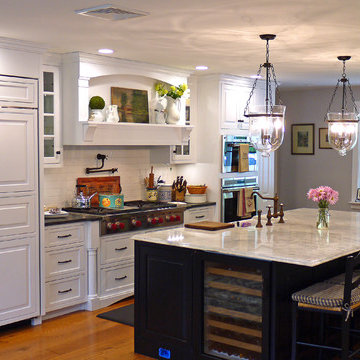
[244,34,286,157]
[325,56,359,156]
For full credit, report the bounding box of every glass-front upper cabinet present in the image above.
[43,65,62,166]
[172,97,195,163]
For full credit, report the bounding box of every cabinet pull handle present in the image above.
[58,288,72,294]
[195,215,205,219]
[115,275,127,281]
[58,259,72,264]
[115,246,127,251]
[57,234,72,239]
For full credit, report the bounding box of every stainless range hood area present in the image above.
[62,52,193,147]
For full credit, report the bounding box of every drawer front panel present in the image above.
[0,195,35,237]
[45,224,84,248]
[45,274,86,312]
[185,206,214,224]
[100,264,134,296]
[45,246,85,279]
[0,76,37,107]
[101,235,134,265]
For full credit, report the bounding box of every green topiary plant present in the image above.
[89,96,105,110]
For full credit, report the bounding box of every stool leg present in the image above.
[291,302,298,360]
[341,312,350,360]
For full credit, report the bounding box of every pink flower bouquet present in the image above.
[307,186,339,208]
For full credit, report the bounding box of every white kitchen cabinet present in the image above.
[0,236,38,325]
[44,223,87,313]
[0,108,36,193]
[0,75,37,107]
[0,74,40,327]
[220,80,257,130]
[184,205,216,224]
[99,232,134,300]
[43,65,62,166]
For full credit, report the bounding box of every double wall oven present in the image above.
[221,135,259,223]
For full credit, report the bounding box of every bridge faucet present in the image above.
[250,191,284,225]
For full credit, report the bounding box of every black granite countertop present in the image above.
[45,213,102,226]
[184,201,216,209]
[45,202,216,226]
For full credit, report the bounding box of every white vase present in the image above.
[154,96,167,124]
[105,105,119,123]
[165,97,181,124]
[89,109,104,122]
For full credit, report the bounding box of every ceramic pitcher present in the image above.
[165,97,181,124]
[105,105,120,123]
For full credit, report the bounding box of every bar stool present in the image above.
[291,252,360,360]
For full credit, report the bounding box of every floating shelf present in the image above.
[81,122,194,146]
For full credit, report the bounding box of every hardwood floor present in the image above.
[0,298,154,360]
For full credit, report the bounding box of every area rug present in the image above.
[97,304,134,326]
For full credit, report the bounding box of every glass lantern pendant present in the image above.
[326,56,359,156]
[244,34,286,157]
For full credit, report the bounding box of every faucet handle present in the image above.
[266,205,273,226]
[279,203,285,223]
[256,210,263,228]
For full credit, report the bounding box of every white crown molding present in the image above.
[0,37,47,54]
[62,51,192,80]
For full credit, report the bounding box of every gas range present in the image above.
[64,201,184,236]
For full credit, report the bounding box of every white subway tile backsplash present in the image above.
[44,147,176,207]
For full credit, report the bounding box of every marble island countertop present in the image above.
[132,208,360,267]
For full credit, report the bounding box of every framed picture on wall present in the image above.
[291,123,315,155]
[319,127,332,149]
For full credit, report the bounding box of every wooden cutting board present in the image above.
[77,176,121,207]
[185,221,235,231]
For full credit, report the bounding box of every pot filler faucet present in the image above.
[250,191,285,227]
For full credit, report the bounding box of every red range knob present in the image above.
[175,215,181,221]
[170,215,175,222]
[136,220,142,227]
[158,217,164,224]
[151,218,158,225]
[111,223,118,231]
[119,222,125,230]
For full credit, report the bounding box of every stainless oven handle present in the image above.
[221,186,259,193]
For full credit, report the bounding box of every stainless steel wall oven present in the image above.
[221,176,259,223]
[222,135,257,174]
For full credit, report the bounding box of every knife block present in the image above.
[175,189,185,202]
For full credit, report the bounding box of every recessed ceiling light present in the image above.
[196,65,208,71]
[98,48,114,54]
[250,74,262,79]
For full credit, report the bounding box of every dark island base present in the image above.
[135,241,348,360]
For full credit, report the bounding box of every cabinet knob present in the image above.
[56,150,61,155]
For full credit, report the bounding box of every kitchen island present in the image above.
[133,208,360,360]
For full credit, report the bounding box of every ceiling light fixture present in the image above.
[195,65,208,71]
[244,34,285,157]
[325,56,359,156]
[98,48,114,54]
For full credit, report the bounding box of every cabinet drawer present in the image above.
[184,206,215,224]
[45,224,85,248]
[100,264,134,296]
[101,235,134,265]
[45,274,86,312]
[0,76,37,107]
[0,195,35,237]
[45,245,85,280]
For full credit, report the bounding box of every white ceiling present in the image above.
[1,0,360,87]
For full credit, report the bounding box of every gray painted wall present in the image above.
[277,86,360,211]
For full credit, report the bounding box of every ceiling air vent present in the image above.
[75,4,149,21]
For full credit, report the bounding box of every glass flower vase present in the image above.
[316,207,330,229]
